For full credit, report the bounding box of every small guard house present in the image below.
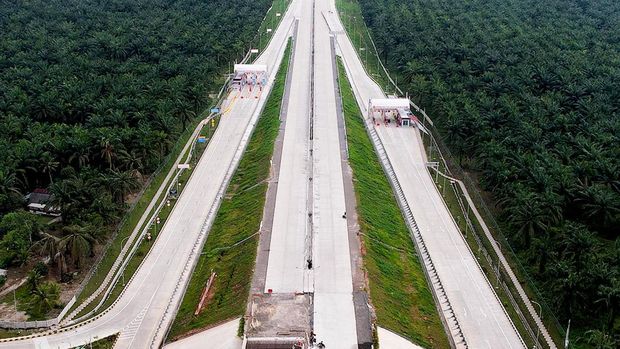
[368,98,418,127]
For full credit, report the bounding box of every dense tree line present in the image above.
[0,0,271,281]
[355,0,619,343]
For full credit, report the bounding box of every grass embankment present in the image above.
[70,333,118,349]
[168,40,291,341]
[337,59,449,348]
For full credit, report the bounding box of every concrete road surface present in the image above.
[262,0,359,347]
[264,0,314,294]
[326,1,526,348]
[311,0,358,348]
[0,4,295,349]
[378,327,425,349]
[163,318,241,349]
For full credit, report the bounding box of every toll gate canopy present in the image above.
[231,64,269,91]
[368,98,416,127]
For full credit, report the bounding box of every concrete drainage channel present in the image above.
[244,337,306,349]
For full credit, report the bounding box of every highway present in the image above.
[260,0,359,347]
[1,0,528,347]
[263,0,313,294]
[0,4,295,349]
[311,0,358,348]
[326,1,526,348]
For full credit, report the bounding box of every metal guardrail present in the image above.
[364,119,468,349]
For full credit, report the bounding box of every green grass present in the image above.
[0,329,35,339]
[0,283,52,321]
[337,59,449,348]
[70,333,118,349]
[167,39,291,341]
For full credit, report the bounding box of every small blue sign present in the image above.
[197,137,207,143]
[210,108,220,114]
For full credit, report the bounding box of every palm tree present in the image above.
[547,259,587,319]
[26,270,43,291]
[504,190,550,248]
[49,180,76,218]
[530,229,555,274]
[559,222,597,269]
[59,225,95,269]
[0,170,21,197]
[102,170,140,204]
[29,281,61,315]
[577,184,620,229]
[31,232,65,279]
[596,277,619,330]
[117,149,144,179]
[41,151,59,184]
[584,329,619,349]
[99,138,116,170]
[69,147,90,169]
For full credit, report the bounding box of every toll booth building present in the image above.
[232,64,268,91]
[368,98,414,127]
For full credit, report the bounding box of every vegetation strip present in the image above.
[336,58,449,348]
[167,40,292,341]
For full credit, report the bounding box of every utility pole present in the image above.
[564,319,571,348]
[13,289,17,320]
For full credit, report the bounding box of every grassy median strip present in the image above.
[337,59,450,348]
[168,40,291,341]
